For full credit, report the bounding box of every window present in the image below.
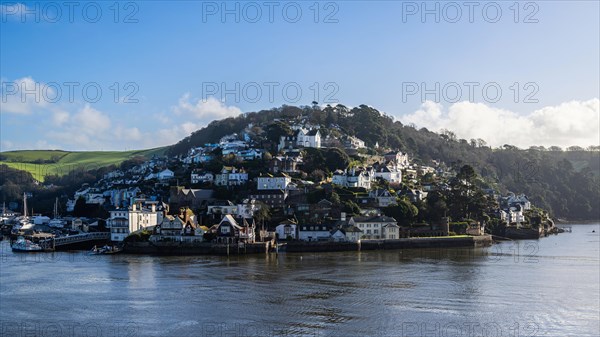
[367,224,371,228]
[366,230,371,234]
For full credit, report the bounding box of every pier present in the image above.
[38,232,110,251]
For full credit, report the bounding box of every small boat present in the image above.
[90,245,122,255]
[11,236,43,252]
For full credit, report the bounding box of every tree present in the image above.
[341,200,360,215]
[323,148,350,172]
[310,169,326,183]
[254,201,271,226]
[330,191,341,206]
[425,190,448,221]
[265,121,293,143]
[457,165,476,181]
[383,200,418,227]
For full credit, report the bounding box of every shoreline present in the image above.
[123,235,493,256]
[554,219,600,225]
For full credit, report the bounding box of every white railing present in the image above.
[41,232,110,246]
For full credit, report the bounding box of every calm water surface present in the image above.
[1,223,599,337]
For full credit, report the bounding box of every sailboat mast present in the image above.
[54,198,58,218]
[23,192,28,218]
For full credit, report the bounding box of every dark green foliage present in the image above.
[383,199,419,227]
[303,148,350,174]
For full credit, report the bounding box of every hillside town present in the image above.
[1,111,559,253]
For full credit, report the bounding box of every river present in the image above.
[1,223,598,337]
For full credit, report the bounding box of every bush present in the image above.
[124,230,152,243]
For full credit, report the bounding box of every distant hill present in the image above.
[0,147,167,182]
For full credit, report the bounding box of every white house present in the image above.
[276,220,297,240]
[257,173,292,190]
[128,202,164,233]
[384,151,410,168]
[342,225,363,242]
[344,136,366,149]
[107,209,130,242]
[215,167,248,186]
[330,229,347,242]
[191,170,214,184]
[156,169,174,181]
[296,129,321,148]
[382,223,400,240]
[506,193,532,210]
[373,163,402,184]
[236,149,263,161]
[506,205,526,224]
[369,189,397,207]
[298,223,334,242]
[332,167,373,189]
[349,215,398,240]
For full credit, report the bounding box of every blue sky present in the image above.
[1,1,599,150]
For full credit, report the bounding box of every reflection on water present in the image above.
[1,224,598,337]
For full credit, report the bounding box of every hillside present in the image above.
[0,147,167,182]
[169,104,600,220]
[1,104,598,220]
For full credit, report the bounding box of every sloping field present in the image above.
[0,147,167,182]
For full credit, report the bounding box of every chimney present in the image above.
[341,212,346,221]
[151,204,156,213]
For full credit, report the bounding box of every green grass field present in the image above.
[1,147,168,182]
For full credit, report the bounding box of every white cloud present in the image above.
[172,94,242,125]
[113,126,143,142]
[52,110,70,126]
[142,94,244,148]
[72,104,111,135]
[0,140,15,151]
[400,99,600,148]
[46,105,113,149]
[0,77,52,114]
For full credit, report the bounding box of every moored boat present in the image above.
[11,236,43,252]
[90,245,122,255]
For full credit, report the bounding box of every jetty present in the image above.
[37,232,111,251]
